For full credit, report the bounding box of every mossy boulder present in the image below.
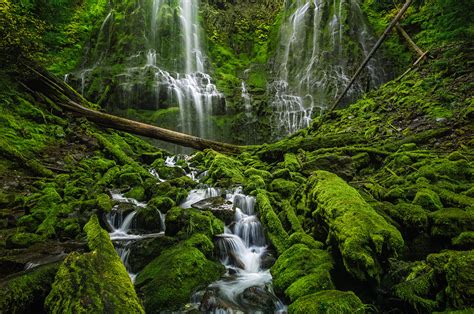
[45,215,144,313]
[96,193,112,212]
[287,232,324,250]
[306,171,404,282]
[147,196,175,213]
[452,232,474,249]
[207,152,245,187]
[135,243,224,312]
[191,196,235,225]
[128,235,177,273]
[244,174,266,193]
[124,185,146,201]
[0,263,60,313]
[134,206,165,233]
[413,188,443,211]
[6,232,43,249]
[430,208,474,239]
[270,178,298,198]
[150,158,186,180]
[271,244,334,302]
[282,153,301,172]
[288,290,366,314]
[244,167,273,183]
[387,202,429,235]
[165,207,224,239]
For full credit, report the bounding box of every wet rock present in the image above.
[260,250,277,269]
[239,286,276,312]
[192,196,235,224]
[165,207,224,239]
[128,235,177,273]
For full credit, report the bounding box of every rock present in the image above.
[6,232,43,249]
[0,262,60,313]
[133,206,165,233]
[135,242,225,312]
[239,286,277,312]
[165,207,224,239]
[430,208,474,240]
[128,235,177,273]
[413,188,443,211]
[45,215,144,313]
[271,244,334,302]
[288,290,366,314]
[191,196,235,224]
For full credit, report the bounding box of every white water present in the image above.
[270,0,387,137]
[192,188,286,312]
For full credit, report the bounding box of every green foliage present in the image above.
[288,290,366,314]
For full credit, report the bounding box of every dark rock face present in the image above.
[192,196,235,225]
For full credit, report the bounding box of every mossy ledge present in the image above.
[45,215,144,313]
[306,170,404,283]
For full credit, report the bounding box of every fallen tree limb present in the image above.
[20,62,244,154]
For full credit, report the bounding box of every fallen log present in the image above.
[20,63,244,154]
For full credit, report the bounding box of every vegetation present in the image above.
[0,0,472,313]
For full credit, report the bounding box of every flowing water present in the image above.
[269,0,388,137]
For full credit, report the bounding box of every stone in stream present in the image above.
[191,196,235,225]
[239,285,278,312]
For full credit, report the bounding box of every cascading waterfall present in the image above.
[270,0,388,137]
[189,188,286,313]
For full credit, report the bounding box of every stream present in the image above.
[106,156,287,313]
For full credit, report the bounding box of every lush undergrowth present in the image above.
[0,0,473,313]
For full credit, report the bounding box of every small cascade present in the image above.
[241,81,253,117]
[270,0,388,138]
[180,186,222,209]
[193,188,286,313]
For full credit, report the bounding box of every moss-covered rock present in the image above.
[430,208,474,239]
[270,178,298,198]
[165,207,224,239]
[306,171,404,282]
[206,151,245,187]
[45,215,144,313]
[413,188,443,211]
[271,244,334,302]
[287,232,324,250]
[452,232,474,249]
[6,232,43,249]
[244,174,266,193]
[135,243,224,312]
[0,263,60,314]
[288,290,366,314]
[147,196,175,213]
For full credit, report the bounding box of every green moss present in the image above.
[388,202,429,232]
[271,243,334,303]
[0,263,60,314]
[452,232,474,249]
[307,171,404,282]
[135,243,224,311]
[206,151,245,187]
[244,174,266,193]
[45,215,144,313]
[147,196,175,214]
[96,193,112,212]
[413,188,443,211]
[282,153,301,172]
[165,207,224,240]
[124,185,146,201]
[287,232,323,250]
[270,178,298,198]
[255,192,289,254]
[288,290,366,314]
[283,201,304,233]
[6,232,43,249]
[244,167,273,183]
[430,208,474,239]
[443,250,474,309]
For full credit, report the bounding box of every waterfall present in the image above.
[193,188,286,313]
[270,0,387,137]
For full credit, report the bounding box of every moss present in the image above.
[452,232,474,249]
[147,196,175,214]
[6,232,43,249]
[118,172,143,187]
[307,171,404,282]
[149,182,189,204]
[270,178,298,198]
[96,193,112,213]
[135,243,224,311]
[165,207,224,240]
[244,167,273,183]
[150,158,186,180]
[283,201,304,233]
[271,242,334,303]
[443,250,474,309]
[288,290,366,314]
[282,153,301,172]
[413,188,443,211]
[124,185,146,201]
[387,202,429,233]
[430,208,474,239]
[255,192,289,254]
[244,174,266,193]
[0,263,60,314]
[206,151,245,187]
[45,215,144,313]
[287,232,323,250]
